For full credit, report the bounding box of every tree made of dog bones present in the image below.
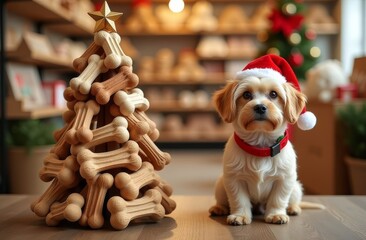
[31,1,176,230]
[235,54,316,130]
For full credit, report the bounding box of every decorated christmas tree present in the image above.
[30,1,176,230]
[259,0,321,81]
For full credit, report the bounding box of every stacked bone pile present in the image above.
[31,1,176,230]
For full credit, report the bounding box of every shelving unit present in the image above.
[4,0,93,121]
[112,0,341,144]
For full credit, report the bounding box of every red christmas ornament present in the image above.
[288,52,304,67]
[269,9,304,37]
[305,29,317,40]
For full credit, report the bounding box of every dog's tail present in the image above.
[300,201,326,209]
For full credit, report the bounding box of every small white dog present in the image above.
[209,54,323,225]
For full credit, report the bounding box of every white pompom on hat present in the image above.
[235,54,316,130]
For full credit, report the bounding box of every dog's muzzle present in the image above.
[253,104,267,120]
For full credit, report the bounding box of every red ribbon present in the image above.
[269,9,304,37]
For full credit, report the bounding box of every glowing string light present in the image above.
[169,0,185,13]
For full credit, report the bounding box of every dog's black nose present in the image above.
[254,104,267,114]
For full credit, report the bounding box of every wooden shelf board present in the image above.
[156,130,231,143]
[7,51,72,69]
[6,0,71,22]
[307,23,340,35]
[148,103,215,113]
[120,28,259,37]
[7,106,66,120]
[46,21,94,37]
[140,77,226,86]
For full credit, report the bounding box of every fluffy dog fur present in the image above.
[209,76,323,225]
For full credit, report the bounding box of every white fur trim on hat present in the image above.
[236,68,287,84]
[297,111,317,130]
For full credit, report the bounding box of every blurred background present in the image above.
[1,0,365,195]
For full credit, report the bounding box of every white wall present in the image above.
[341,0,366,76]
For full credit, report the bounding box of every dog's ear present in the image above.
[283,82,307,124]
[213,80,238,123]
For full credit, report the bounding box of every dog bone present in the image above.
[53,112,74,142]
[39,154,79,187]
[107,189,165,230]
[51,119,75,159]
[133,134,171,171]
[73,41,103,73]
[71,116,129,155]
[70,54,108,94]
[63,87,76,102]
[125,114,150,141]
[31,178,77,217]
[79,173,114,229]
[154,185,176,215]
[94,31,133,69]
[77,141,142,181]
[45,193,85,226]
[114,88,150,116]
[91,66,139,105]
[65,100,100,145]
[134,111,160,141]
[115,162,160,200]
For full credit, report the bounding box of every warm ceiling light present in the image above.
[169,0,185,13]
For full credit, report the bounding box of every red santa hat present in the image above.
[235,54,316,130]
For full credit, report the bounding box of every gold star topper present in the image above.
[88,1,123,33]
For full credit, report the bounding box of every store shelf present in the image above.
[6,97,66,119]
[148,102,215,113]
[6,0,71,22]
[6,0,93,37]
[156,130,231,143]
[140,75,226,86]
[6,50,72,69]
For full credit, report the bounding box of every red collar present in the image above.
[234,130,289,157]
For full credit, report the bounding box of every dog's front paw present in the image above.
[209,205,229,216]
[227,214,252,226]
[265,214,289,224]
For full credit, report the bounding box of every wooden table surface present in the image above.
[0,195,366,240]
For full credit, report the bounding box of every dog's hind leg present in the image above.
[209,176,229,216]
[287,180,303,216]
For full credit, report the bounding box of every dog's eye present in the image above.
[269,91,277,99]
[242,91,252,100]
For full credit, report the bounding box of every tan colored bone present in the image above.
[134,134,171,171]
[70,54,108,94]
[77,141,142,181]
[79,173,114,229]
[53,112,74,141]
[111,108,149,141]
[114,88,150,116]
[73,41,103,73]
[31,178,78,217]
[107,189,165,230]
[154,181,176,214]
[115,162,160,200]
[65,100,100,145]
[45,193,85,226]
[51,119,75,159]
[110,106,170,170]
[134,111,160,141]
[39,154,80,187]
[91,66,139,105]
[63,87,76,102]
[71,116,129,155]
[94,31,133,69]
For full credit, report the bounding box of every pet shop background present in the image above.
[2,0,366,195]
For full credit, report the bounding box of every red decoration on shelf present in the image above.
[288,52,304,67]
[269,9,304,37]
[305,29,317,40]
